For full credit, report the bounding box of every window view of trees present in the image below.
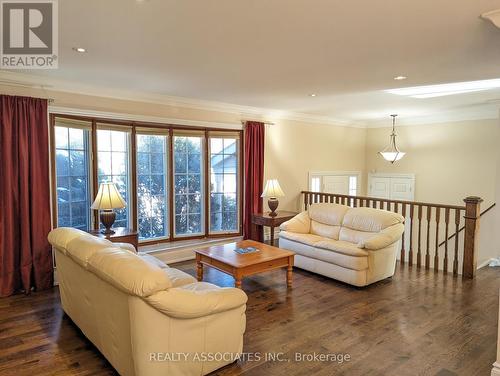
[137,134,168,240]
[173,135,204,236]
[210,137,238,232]
[54,125,91,230]
[97,129,130,228]
[53,116,241,242]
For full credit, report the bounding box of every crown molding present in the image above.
[0,71,497,129]
[0,71,365,128]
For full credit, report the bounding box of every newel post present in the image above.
[462,196,483,279]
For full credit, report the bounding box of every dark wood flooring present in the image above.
[1,262,499,376]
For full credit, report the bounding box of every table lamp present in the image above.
[261,179,285,217]
[91,182,126,234]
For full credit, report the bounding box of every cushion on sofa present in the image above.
[308,203,350,226]
[310,220,341,240]
[360,223,405,250]
[88,248,172,297]
[163,268,197,287]
[279,231,325,246]
[66,235,115,267]
[338,227,378,246]
[292,241,368,271]
[140,254,170,269]
[280,211,311,233]
[315,240,369,257]
[48,227,90,254]
[342,207,404,232]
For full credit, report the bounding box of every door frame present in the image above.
[308,171,362,195]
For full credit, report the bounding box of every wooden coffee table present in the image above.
[195,240,295,289]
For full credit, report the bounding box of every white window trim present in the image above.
[308,171,362,195]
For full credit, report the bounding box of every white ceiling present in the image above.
[3,0,500,126]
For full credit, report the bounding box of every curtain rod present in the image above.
[241,120,275,125]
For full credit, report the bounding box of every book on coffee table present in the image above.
[234,246,260,254]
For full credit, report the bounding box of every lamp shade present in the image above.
[261,179,285,198]
[91,182,126,210]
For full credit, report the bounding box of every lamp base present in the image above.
[100,210,116,235]
[268,198,279,217]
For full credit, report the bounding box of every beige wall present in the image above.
[264,121,366,212]
[0,84,366,216]
[365,119,498,207]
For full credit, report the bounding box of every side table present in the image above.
[252,211,298,245]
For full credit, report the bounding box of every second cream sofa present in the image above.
[279,203,404,287]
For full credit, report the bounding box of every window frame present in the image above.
[50,114,243,245]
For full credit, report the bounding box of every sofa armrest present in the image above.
[145,282,248,319]
[359,223,404,250]
[279,211,311,233]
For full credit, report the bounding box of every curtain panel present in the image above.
[0,95,53,297]
[243,121,265,241]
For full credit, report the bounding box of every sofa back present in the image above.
[307,203,404,242]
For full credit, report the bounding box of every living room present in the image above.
[1,1,500,375]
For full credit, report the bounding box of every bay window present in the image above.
[51,114,242,244]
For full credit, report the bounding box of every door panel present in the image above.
[390,178,414,201]
[323,175,349,195]
[369,177,390,199]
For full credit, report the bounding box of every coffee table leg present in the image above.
[235,271,243,289]
[196,254,203,282]
[287,256,293,288]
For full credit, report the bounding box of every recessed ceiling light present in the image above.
[72,47,86,53]
[309,93,317,97]
[386,78,500,98]
[394,76,407,80]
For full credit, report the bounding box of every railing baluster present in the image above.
[400,203,406,264]
[453,208,460,276]
[304,192,309,210]
[417,205,423,268]
[409,204,414,266]
[426,206,432,269]
[444,208,450,273]
[434,207,440,272]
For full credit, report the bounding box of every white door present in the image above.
[390,178,414,201]
[368,177,391,199]
[323,175,350,195]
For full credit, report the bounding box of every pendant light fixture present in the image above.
[378,114,405,163]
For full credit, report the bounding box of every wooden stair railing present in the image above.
[301,191,484,279]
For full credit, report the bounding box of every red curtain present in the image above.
[0,95,53,297]
[243,121,265,241]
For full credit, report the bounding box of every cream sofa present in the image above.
[48,228,247,376]
[279,203,404,287]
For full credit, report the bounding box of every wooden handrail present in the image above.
[438,203,496,248]
[301,191,466,211]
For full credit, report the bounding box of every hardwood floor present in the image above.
[1,263,499,376]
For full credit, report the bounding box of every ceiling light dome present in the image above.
[378,114,405,163]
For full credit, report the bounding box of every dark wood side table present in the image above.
[87,227,139,251]
[252,211,298,245]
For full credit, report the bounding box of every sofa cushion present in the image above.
[308,203,350,226]
[338,227,377,246]
[306,244,368,271]
[342,207,404,232]
[140,254,170,269]
[48,227,89,254]
[66,235,115,267]
[163,268,197,287]
[88,248,172,297]
[315,240,369,257]
[279,231,325,246]
[310,220,341,240]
